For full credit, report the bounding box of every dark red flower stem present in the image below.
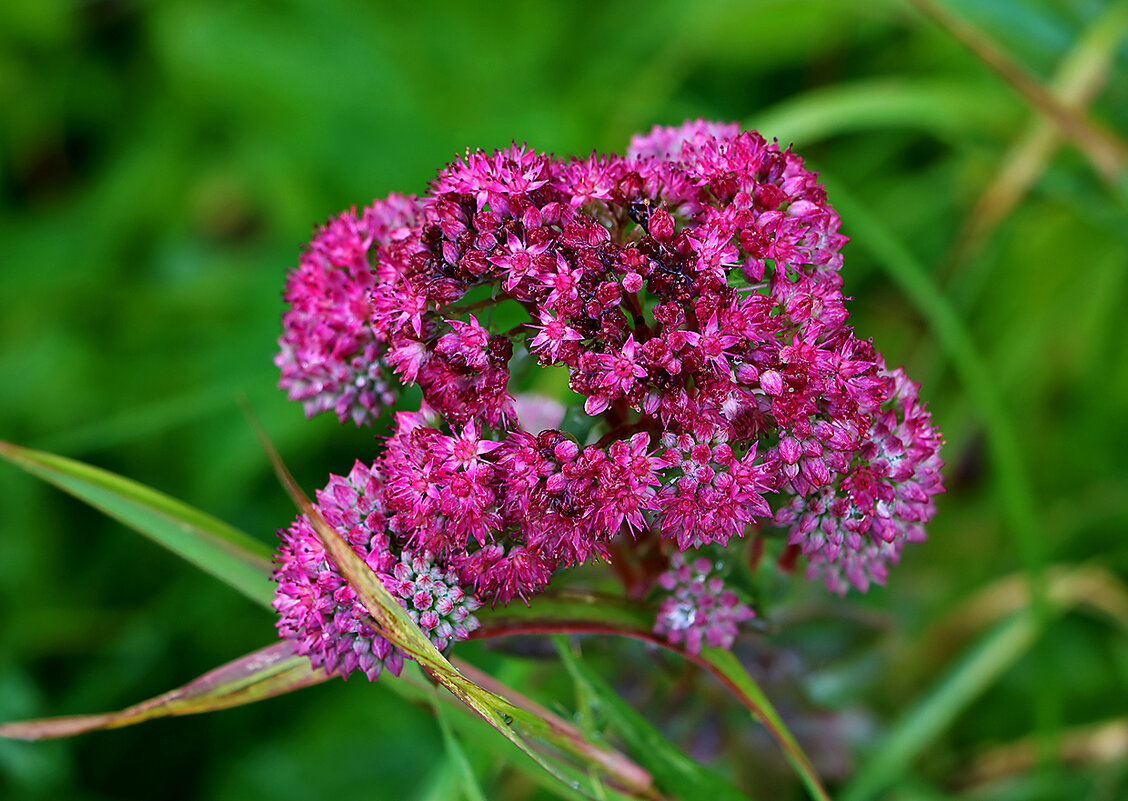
[594,417,662,448]
[604,540,639,594]
[777,542,802,573]
[623,291,653,342]
[748,534,766,574]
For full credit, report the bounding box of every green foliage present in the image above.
[553,637,755,801]
[2,0,1128,799]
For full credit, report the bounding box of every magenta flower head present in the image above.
[273,120,944,673]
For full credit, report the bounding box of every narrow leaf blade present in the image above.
[429,689,490,801]
[0,441,275,608]
[752,78,1012,146]
[699,649,830,801]
[0,642,328,740]
[479,593,829,800]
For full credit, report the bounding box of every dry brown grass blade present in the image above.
[960,717,1128,787]
[912,564,1128,674]
[0,643,329,741]
[947,0,1128,270]
[909,0,1128,182]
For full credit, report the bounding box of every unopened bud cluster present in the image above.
[654,553,755,654]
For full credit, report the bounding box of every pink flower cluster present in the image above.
[276,195,420,425]
[654,553,755,654]
[378,410,663,605]
[273,120,944,665]
[273,461,481,680]
[773,368,944,593]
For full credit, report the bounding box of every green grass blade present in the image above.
[483,595,828,800]
[820,178,1063,787]
[395,661,625,801]
[430,689,489,801]
[33,385,246,456]
[0,441,275,608]
[553,637,756,801]
[700,649,831,801]
[838,612,1039,801]
[412,757,461,801]
[751,78,1012,146]
[0,642,328,740]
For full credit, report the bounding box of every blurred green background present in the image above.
[2,0,1127,799]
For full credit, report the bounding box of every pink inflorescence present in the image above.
[273,461,481,681]
[273,120,944,666]
[654,553,755,654]
[276,195,421,425]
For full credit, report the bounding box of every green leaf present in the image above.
[0,441,275,608]
[411,757,461,801]
[393,661,622,801]
[429,689,489,801]
[0,642,327,740]
[478,590,657,634]
[553,637,756,801]
[0,637,632,801]
[0,434,650,798]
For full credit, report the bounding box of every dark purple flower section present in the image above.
[774,367,945,593]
